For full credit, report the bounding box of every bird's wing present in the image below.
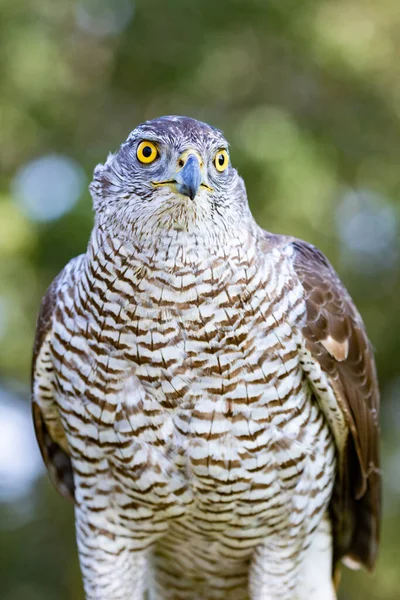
[287,238,380,571]
[32,257,83,502]
[262,233,380,571]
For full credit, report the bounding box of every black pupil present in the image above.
[218,153,225,166]
[142,145,153,158]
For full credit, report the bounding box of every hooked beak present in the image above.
[175,154,202,200]
[152,151,213,199]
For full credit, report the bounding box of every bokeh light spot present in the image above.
[336,189,398,275]
[0,387,43,503]
[12,155,86,223]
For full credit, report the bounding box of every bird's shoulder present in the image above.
[259,230,354,323]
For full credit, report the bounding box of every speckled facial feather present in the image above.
[89,116,248,238]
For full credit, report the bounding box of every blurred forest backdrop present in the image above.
[1,0,400,598]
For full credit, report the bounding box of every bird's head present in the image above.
[90,116,250,239]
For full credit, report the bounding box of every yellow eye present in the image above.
[214,149,229,172]
[137,141,158,164]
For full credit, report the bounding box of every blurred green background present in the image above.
[1,0,399,598]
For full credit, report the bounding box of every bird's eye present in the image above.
[214,149,229,172]
[137,141,158,164]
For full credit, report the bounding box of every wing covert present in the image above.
[290,239,380,571]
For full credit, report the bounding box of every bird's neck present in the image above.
[88,220,260,277]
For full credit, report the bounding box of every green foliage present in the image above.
[1,1,399,598]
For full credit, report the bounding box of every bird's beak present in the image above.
[175,154,202,200]
[152,151,213,199]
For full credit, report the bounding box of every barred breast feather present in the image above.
[32,225,380,599]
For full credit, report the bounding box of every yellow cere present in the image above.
[214,149,229,172]
[137,140,158,164]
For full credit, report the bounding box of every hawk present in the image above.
[32,116,380,600]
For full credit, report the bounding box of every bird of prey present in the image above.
[32,116,380,600]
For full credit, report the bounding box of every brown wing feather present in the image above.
[32,272,75,502]
[290,239,380,571]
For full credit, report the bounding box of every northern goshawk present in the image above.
[32,116,380,600]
